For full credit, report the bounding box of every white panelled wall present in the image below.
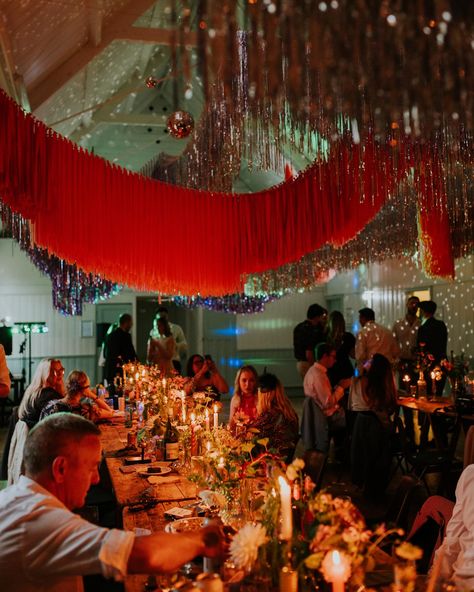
[0,237,472,390]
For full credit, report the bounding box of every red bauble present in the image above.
[145,76,158,88]
[166,110,194,139]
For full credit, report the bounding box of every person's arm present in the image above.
[305,348,315,365]
[173,325,188,357]
[355,332,366,370]
[0,345,11,397]
[128,526,222,574]
[210,362,229,394]
[434,466,474,582]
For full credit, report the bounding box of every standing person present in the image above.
[0,414,224,592]
[104,314,137,389]
[151,306,188,373]
[147,317,176,376]
[417,300,448,396]
[0,343,10,397]
[355,308,400,371]
[326,311,355,388]
[392,296,421,383]
[349,354,398,500]
[293,303,328,379]
[393,296,420,443]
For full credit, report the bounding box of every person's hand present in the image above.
[201,521,226,559]
[338,378,352,390]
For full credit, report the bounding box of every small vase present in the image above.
[417,373,427,398]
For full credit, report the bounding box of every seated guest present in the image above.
[228,365,259,427]
[40,370,114,422]
[7,358,65,484]
[0,414,223,591]
[147,317,177,376]
[433,464,474,589]
[250,372,299,460]
[350,354,398,500]
[303,343,351,453]
[183,354,229,401]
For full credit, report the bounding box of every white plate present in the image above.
[137,463,173,477]
[165,516,206,533]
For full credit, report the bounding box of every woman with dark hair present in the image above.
[40,370,113,422]
[147,317,176,376]
[183,354,229,401]
[250,373,299,460]
[326,310,355,387]
[350,354,398,500]
[228,365,259,427]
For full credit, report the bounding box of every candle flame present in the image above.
[332,550,341,565]
[213,404,218,413]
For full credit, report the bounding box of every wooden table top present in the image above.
[100,417,198,509]
[397,395,454,414]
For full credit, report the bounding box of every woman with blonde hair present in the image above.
[8,358,65,484]
[252,373,299,460]
[228,365,259,426]
[40,370,113,422]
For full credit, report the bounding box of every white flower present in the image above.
[229,523,268,571]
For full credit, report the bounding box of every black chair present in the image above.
[350,411,392,501]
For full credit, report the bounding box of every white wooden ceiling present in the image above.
[0,0,314,187]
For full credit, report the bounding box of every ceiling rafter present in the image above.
[29,0,197,112]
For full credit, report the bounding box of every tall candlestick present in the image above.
[181,391,187,423]
[162,378,167,390]
[322,550,351,592]
[213,404,219,431]
[278,476,293,541]
[190,412,197,456]
[205,408,210,431]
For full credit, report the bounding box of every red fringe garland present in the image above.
[0,91,453,295]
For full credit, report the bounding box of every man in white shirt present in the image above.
[0,414,222,592]
[152,306,188,373]
[303,344,352,453]
[434,464,474,589]
[0,343,11,397]
[355,307,400,371]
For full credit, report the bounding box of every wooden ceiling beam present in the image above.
[29,0,196,112]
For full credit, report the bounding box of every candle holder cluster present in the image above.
[120,362,223,460]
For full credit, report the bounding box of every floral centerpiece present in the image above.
[441,353,470,396]
[224,458,405,590]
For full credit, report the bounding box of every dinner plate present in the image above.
[165,517,206,533]
[137,463,173,477]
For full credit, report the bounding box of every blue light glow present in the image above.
[212,327,247,336]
